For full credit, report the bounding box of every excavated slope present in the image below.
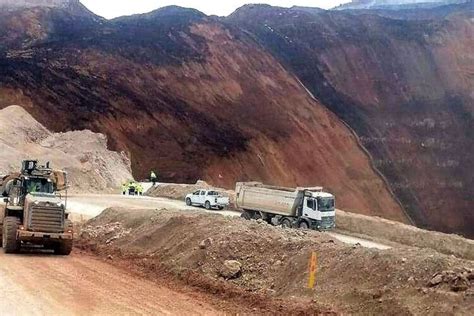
[0,6,406,221]
[0,105,133,192]
[228,4,473,237]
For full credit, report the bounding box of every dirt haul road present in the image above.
[67,194,392,250]
[0,252,218,315]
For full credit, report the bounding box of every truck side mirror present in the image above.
[3,198,8,203]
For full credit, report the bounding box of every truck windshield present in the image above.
[25,179,54,194]
[318,197,335,211]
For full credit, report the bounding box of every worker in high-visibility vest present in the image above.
[128,181,137,195]
[150,171,157,186]
[136,183,144,196]
[121,182,128,195]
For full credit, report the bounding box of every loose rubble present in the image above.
[0,105,133,192]
[78,207,474,315]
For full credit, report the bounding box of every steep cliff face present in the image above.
[0,6,407,221]
[228,4,473,236]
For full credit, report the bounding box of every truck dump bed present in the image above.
[235,182,321,216]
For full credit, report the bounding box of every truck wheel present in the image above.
[3,217,20,253]
[298,221,310,230]
[281,218,292,228]
[253,213,262,220]
[241,211,252,220]
[205,201,211,210]
[186,198,192,206]
[55,239,73,256]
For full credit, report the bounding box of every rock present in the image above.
[429,274,443,287]
[401,258,407,263]
[199,238,213,249]
[107,255,113,260]
[220,260,242,279]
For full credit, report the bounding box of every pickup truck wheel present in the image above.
[298,221,310,230]
[3,217,20,253]
[205,201,211,210]
[186,198,192,206]
[281,218,292,228]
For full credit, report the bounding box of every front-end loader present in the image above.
[0,160,73,255]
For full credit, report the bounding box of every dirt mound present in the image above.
[147,181,235,204]
[79,208,474,315]
[0,105,133,192]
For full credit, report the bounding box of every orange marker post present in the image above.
[308,252,317,289]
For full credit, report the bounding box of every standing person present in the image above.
[150,170,157,186]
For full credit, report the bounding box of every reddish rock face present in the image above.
[0,6,407,222]
[228,4,473,237]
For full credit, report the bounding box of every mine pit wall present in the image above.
[336,209,474,261]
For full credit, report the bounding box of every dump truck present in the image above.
[0,160,73,255]
[236,182,336,230]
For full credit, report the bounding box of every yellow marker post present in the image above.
[308,252,317,289]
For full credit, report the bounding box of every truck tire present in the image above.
[55,239,73,256]
[241,211,252,220]
[3,217,20,253]
[252,212,262,220]
[298,220,310,230]
[281,218,292,228]
[186,198,192,206]
[205,201,211,210]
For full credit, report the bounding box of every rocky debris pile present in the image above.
[80,222,131,245]
[78,207,474,315]
[147,180,235,205]
[429,268,473,292]
[0,105,133,192]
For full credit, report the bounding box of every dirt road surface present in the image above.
[0,252,218,315]
[67,194,392,250]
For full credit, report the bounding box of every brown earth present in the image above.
[0,105,132,192]
[0,5,407,221]
[227,3,474,237]
[78,207,474,315]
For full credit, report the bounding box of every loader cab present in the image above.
[24,177,54,194]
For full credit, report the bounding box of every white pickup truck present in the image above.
[185,190,230,210]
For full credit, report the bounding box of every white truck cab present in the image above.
[185,190,230,210]
[298,191,336,229]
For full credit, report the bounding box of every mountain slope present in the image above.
[0,5,407,221]
[334,0,470,10]
[228,4,473,236]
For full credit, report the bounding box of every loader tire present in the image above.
[55,239,73,256]
[3,217,20,253]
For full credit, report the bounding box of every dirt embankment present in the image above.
[78,208,474,315]
[0,105,133,192]
[148,182,474,261]
[337,209,474,261]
